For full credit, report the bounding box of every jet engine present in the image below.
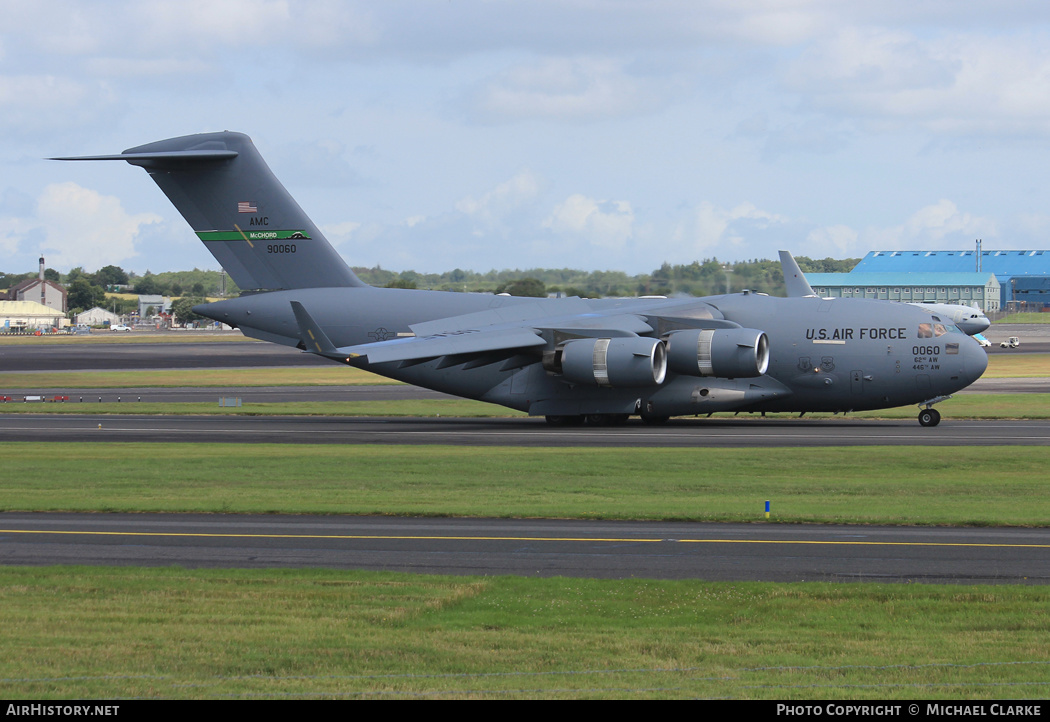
[663,328,769,378]
[553,337,668,387]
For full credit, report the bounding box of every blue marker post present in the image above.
[765,500,770,519]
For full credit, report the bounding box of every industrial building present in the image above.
[848,249,1050,311]
[0,300,67,331]
[806,271,1001,311]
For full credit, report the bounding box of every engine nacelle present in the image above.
[557,337,667,387]
[663,328,769,378]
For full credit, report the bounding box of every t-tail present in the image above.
[52,131,364,291]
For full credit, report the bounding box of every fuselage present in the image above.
[198,287,987,418]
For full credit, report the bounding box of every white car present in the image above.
[110,324,133,332]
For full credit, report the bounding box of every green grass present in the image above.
[0,332,254,345]
[995,313,1050,323]
[0,393,1044,418]
[0,566,1046,700]
[1,443,1047,525]
[0,399,516,416]
[0,366,396,388]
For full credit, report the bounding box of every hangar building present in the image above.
[805,272,1001,312]
[849,249,1050,311]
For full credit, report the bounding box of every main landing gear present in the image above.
[545,414,629,426]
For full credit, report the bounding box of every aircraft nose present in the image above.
[961,337,988,386]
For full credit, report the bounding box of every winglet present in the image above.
[290,301,347,360]
[779,250,817,298]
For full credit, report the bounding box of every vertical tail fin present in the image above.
[778,250,817,298]
[53,131,364,291]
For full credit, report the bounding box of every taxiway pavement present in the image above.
[2,513,1046,584]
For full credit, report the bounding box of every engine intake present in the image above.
[663,328,769,378]
[556,337,667,387]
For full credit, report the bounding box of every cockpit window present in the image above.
[918,323,961,338]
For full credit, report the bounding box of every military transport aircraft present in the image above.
[55,132,988,427]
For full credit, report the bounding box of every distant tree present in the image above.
[384,278,418,289]
[496,278,546,297]
[44,268,60,282]
[134,274,163,295]
[66,267,89,283]
[93,265,129,287]
[171,296,206,325]
[66,278,106,312]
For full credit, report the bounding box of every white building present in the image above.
[75,307,121,326]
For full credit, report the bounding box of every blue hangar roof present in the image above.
[853,250,1050,279]
[807,272,997,287]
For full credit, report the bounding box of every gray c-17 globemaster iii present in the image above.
[54,131,988,427]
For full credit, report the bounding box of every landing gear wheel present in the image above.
[583,413,627,426]
[545,415,584,427]
[640,414,670,425]
[918,408,941,427]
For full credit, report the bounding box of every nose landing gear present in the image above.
[918,408,941,427]
[917,396,951,427]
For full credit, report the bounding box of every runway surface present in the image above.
[2,327,1048,584]
[3,414,1050,447]
[2,513,1047,584]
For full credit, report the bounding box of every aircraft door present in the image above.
[850,370,865,395]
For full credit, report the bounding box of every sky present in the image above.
[4,0,1050,277]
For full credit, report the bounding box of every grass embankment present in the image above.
[1,566,1046,700]
[2,443,1047,525]
[0,393,1042,418]
[0,366,397,388]
[0,354,1046,418]
[0,332,253,345]
[995,313,1050,323]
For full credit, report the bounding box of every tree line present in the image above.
[356,255,859,298]
[2,256,860,316]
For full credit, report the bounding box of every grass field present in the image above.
[1,443,1047,525]
[1,566,1046,700]
[0,393,1045,420]
[995,313,1050,323]
[1,338,1047,700]
[0,366,396,388]
[0,331,253,345]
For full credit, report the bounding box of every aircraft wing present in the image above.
[339,326,547,365]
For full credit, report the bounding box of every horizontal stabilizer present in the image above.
[50,150,238,164]
[290,301,345,360]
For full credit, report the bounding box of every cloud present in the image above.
[804,224,861,257]
[467,57,665,123]
[35,182,162,268]
[805,200,997,257]
[785,27,1050,137]
[677,201,790,257]
[543,194,635,250]
[456,171,542,225]
[0,75,118,137]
